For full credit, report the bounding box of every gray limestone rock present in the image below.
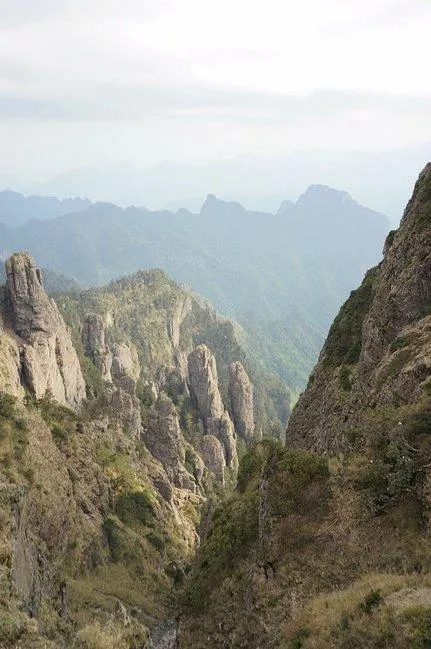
[188,344,238,472]
[82,313,113,382]
[201,435,225,484]
[2,253,85,409]
[228,361,255,444]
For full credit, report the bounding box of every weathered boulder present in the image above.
[228,361,255,444]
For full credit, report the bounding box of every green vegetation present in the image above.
[358,590,383,614]
[290,628,310,649]
[115,491,155,528]
[34,394,78,448]
[0,393,16,419]
[355,403,431,515]
[286,574,431,649]
[324,267,378,369]
[339,365,352,391]
[57,268,291,434]
[182,441,330,613]
[390,336,409,352]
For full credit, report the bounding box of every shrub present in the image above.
[339,365,352,391]
[115,491,155,528]
[290,628,310,649]
[51,424,69,444]
[81,357,105,400]
[407,412,431,436]
[358,590,383,615]
[182,488,259,612]
[390,336,408,352]
[0,608,28,642]
[401,605,431,647]
[0,393,16,419]
[323,268,377,368]
[236,446,266,492]
[146,531,166,553]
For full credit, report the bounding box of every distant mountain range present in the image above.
[5,145,429,225]
[0,189,90,228]
[0,185,389,389]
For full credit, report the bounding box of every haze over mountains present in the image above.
[0,183,389,389]
[5,145,429,226]
[0,190,90,228]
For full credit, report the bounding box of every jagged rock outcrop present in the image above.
[143,394,196,492]
[188,344,225,422]
[111,342,140,384]
[0,331,23,398]
[82,313,113,382]
[228,361,255,444]
[0,253,85,409]
[188,344,238,472]
[82,314,142,391]
[200,435,225,484]
[102,384,142,439]
[287,163,431,454]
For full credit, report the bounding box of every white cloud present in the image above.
[0,0,430,178]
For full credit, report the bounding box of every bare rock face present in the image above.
[102,385,142,439]
[287,163,431,454]
[0,331,24,398]
[82,313,113,382]
[143,394,196,492]
[187,344,224,422]
[188,344,238,472]
[1,253,85,409]
[228,361,255,444]
[111,342,141,384]
[200,435,225,484]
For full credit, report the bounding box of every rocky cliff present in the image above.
[188,344,238,474]
[0,252,85,408]
[179,164,431,649]
[228,361,255,444]
[287,162,431,454]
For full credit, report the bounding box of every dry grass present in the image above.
[76,621,128,649]
[285,572,431,648]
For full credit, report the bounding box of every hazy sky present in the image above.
[0,0,431,181]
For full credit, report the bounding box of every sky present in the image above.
[0,0,431,182]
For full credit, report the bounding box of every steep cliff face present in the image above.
[143,393,198,493]
[180,164,431,649]
[228,361,256,444]
[188,344,238,474]
[286,165,431,454]
[0,253,85,409]
[82,312,113,382]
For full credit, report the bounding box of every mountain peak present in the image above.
[200,193,247,216]
[276,199,294,216]
[298,184,354,206]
